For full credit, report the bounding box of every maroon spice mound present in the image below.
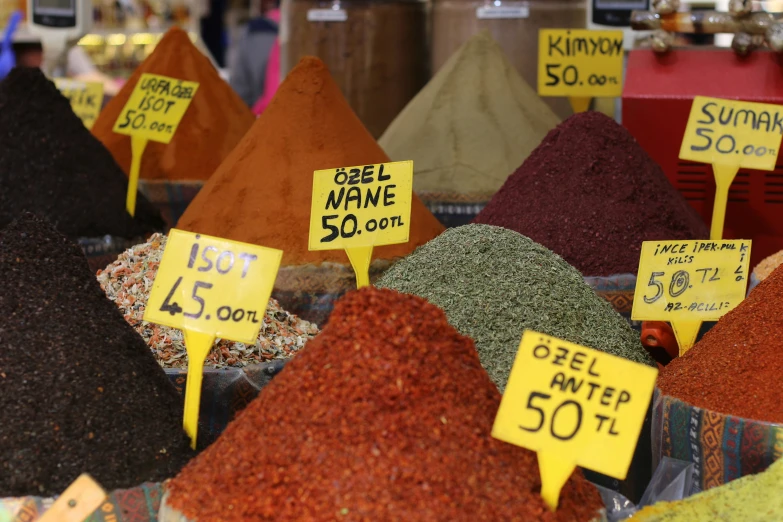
[473,111,708,275]
[658,265,783,424]
[166,287,603,521]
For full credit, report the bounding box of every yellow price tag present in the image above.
[54,79,104,129]
[632,239,751,355]
[308,160,413,288]
[112,73,199,217]
[38,474,107,522]
[538,29,624,114]
[493,331,657,512]
[145,229,282,448]
[680,96,783,239]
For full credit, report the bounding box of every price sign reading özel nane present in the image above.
[113,73,199,217]
[309,160,413,288]
[680,97,783,239]
[54,78,104,129]
[493,331,657,512]
[538,29,624,113]
[632,239,751,355]
[145,229,282,448]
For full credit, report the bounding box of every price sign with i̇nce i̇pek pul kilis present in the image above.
[54,78,104,129]
[145,229,282,448]
[680,96,783,240]
[538,29,624,114]
[113,73,199,217]
[309,160,413,288]
[632,239,751,356]
[493,331,657,512]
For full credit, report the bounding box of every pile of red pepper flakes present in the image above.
[165,287,603,521]
[658,264,783,424]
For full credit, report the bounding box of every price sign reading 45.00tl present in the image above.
[632,239,751,356]
[493,331,657,512]
[309,160,413,288]
[113,73,199,217]
[538,29,624,113]
[680,97,783,240]
[145,229,282,448]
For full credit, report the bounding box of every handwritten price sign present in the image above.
[493,331,657,511]
[54,79,104,129]
[632,239,751,355]
[145,229,281,447]
[309,160,413,287]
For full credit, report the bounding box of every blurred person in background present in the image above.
[229,0,278,108]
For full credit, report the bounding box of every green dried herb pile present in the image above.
[164,287,603,521]
[376,224,654,391]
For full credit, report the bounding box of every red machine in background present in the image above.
[623,48,783,269]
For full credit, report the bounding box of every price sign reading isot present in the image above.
[493,331,657,512]
[54,78,104,129]
[113,73,199,217]
[632,239,751,355]
[538,29,624,113]
[680,97,783,240]
[309,160,413,288]
[145,229,282,448]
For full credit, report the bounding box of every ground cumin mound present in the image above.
[177,57,444,266]
[92,27,254,181]
[164,287,603,521]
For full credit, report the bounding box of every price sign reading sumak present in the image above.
[493,331,657,512]
[54,79,104,129]
[538,29,623,112]
[145,229,282,447]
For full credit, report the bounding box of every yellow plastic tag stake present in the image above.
[144,229,282,448]
[309,161,414,288]
[632,239,752,355]
[680,96,783,239]
[38,474,107,522]
[112,73,199,216]
[493,331,657,511]
[54,79,104,129]
[538,29,624,115]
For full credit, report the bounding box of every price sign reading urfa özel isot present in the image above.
[145,229,282,448]
[538,29,624,113]
[54,78,104,129]
[309,160,413,288]
[113,73,199,217]
[493,331,657,512]
[632,239,751,355]
[680,97,783,240]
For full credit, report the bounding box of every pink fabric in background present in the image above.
[252,8,281,116]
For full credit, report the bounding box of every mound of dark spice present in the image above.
[0,68,163,238]
[657,264,783,424]
[0,213,192,497]
[473,111,708,275]
[165,287,603,521]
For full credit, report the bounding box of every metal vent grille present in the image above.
[676,161,708,202]
[729,171,750,203]
[764,167,783,204]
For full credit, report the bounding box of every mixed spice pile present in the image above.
[98,234,319,369]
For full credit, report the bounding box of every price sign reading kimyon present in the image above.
[493,331,657,512]
[113,73,199,217]
[680,97,783,239]
[54,78,104,129]
[538,29,624,113]
[309,160,413,288]
[145,229,282,447]
[632,239,751,355]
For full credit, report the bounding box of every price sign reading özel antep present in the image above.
[113,73,199,217]
[145,229,282,447]
[680,97,783,239]
[309,160,413,288]
[538,29,624,113]
[54,78,104,129]
[632,239,751,355]
[493,331,657,512]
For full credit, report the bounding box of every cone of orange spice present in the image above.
[161,287,604,521]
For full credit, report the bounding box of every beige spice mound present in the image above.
[753,249,783,282]
[97,234,319,369]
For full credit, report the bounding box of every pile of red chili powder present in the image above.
[473,111,708,275]
[164,288,603,521]
[657,264,783,423]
